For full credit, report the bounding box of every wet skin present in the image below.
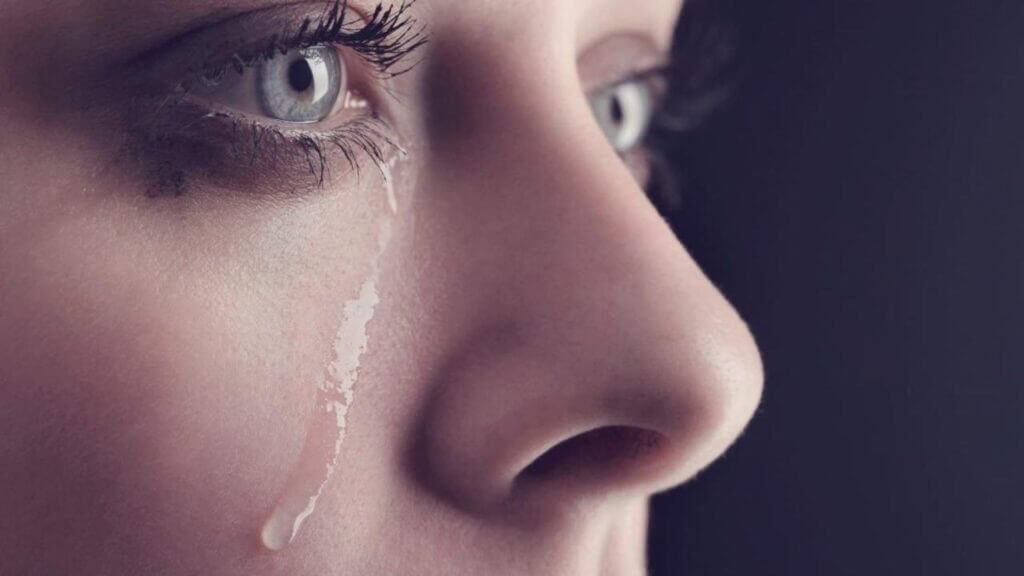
[0,1,763,574]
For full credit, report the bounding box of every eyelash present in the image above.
[189,0,426,84]
[642,12,738,211]
[137,1,425,196]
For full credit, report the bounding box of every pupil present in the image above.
[609,95,624,127]
[287,59,314,93]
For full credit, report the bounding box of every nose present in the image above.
[412,42,763,517]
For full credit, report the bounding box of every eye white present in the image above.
[589,80,654,153]
[258,46,345,124]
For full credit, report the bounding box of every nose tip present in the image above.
[516,335,764,501]
[415,281,764,515]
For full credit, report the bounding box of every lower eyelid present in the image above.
[176,84,375,134]
[122,94,397,198]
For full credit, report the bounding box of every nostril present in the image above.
[517,426,667,486]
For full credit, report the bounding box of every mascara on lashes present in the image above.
[123,1,426,197]
[184,0,428,87]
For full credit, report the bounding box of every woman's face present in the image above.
[0,1,762,574]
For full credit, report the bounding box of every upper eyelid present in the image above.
[614,66,669,88]
[586,66,669,101]
[126,3,290,68]
[126,4,314,81]
[126,1,426,92]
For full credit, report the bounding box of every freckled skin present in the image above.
[0,1,762,575]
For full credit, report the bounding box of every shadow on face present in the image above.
[0,1,761,574]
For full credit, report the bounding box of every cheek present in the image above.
[0,175,390,568]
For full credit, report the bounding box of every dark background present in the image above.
[649,0,1024,574]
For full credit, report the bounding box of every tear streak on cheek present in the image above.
[259,158,399,552]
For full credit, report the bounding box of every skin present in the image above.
[0,1,763,574]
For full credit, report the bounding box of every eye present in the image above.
[192,45,349,124]
[588,79,655,154]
